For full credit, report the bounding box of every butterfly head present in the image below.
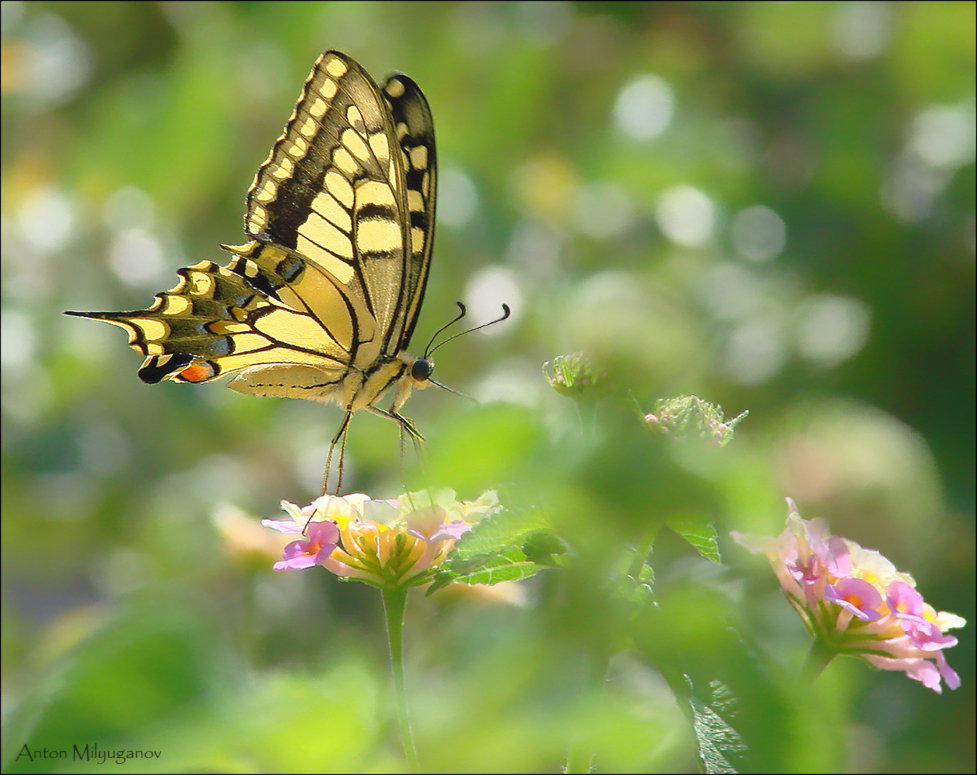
[409,302,512,402]
[410,357,434,386]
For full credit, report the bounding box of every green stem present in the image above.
[627,525,659,581]
[566,526,659,774]
[566,526,654,775]
[562,646,609,774]
[564,748,594,774]
[800,637,836,686]
[381,586,419,771]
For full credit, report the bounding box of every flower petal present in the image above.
[262,518,305,534]
[825,578,883,621]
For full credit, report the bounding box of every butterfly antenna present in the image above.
[426,304,511,359]
[423,302,468,358]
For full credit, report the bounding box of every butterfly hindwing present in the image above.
[67,255,353,384]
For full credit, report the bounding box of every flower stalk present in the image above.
[382,586,418,771]
[263,488,501,768]
[800,636,838,686]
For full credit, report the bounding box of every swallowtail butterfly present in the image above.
[69,51,455,493]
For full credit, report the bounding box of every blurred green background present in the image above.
[2,1,973,772]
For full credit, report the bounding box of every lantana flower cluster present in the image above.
[732,500,965,693]
[263,489,499,589]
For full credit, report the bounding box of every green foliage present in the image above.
[429,509,561,592]
[666,514,722,564]
[2,1,973,773]
[688,680,748,775]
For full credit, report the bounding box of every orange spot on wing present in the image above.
[179,362,217,382]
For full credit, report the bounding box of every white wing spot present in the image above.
[319,77,337,99]
[346,105,365,132]
[411,226,426,252]
[249,207,267,231]
[309,98,328,119]
[409,145,428,169]
[357,218,402,255]
[270,155,294,179]
[342,128,370,162]
[325,56,348,78]
[326,170,354,208]
[163,295,190,315]
[384,78,405,99]
[286,137,309,159]
[254,181,277,203]
[332,146,360,175]
[298,116,317,139]
[368,132,390,163]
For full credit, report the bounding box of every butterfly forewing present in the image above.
[245,51,415,360]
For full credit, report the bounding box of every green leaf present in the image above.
[441,547,545,587]
[428,510,562,593]
[521,530,569,566]
[689,679,747,774]
[666,515,721,563]
[449,508,553,560]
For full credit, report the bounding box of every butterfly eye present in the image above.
[411,358,433,382]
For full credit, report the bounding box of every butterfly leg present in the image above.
[368,406,425,465]
[323,411,353,495]
[403,417,425,460]
[369,406,424,441]
[397,416,426,468]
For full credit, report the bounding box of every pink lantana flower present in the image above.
[263,489,499,589]
[732,499,966,693]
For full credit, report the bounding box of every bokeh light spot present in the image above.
[722,318,788,385]
[18,186,73,254]
[573,181,635,240]
[795,294,872,368]
[438,167,479,229]
[108,228,166,288]
[655,185,716,247]
[614,74,674,141]
[731,205,787,262]
[464,265,522,332]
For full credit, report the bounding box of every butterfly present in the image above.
[68,50,504,493]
